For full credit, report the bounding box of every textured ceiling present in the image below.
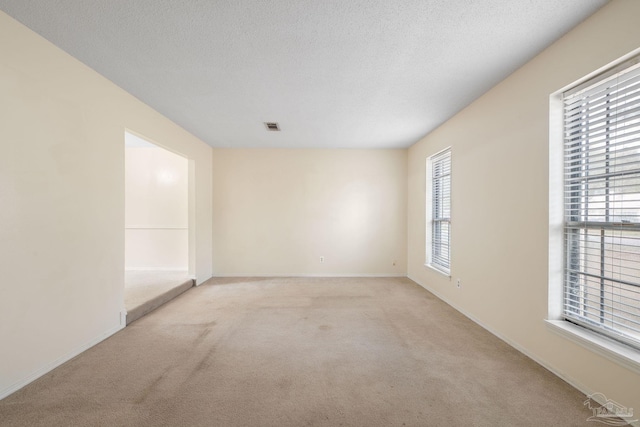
[0,0,607,149]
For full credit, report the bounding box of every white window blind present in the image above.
[563,56,640,349]
[431,149,451,272]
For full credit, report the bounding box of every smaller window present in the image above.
[427,148,451,274]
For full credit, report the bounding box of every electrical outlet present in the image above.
[320,256,324,263]
[456,279,461,289]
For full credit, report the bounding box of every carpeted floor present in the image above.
[0,277,597,426]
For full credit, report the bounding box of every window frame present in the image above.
[426,147,452,276]
[548,48,640,372]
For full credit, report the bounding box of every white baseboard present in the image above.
[210,273,407,278]
[0,322,125,401]
[407,274,640,427]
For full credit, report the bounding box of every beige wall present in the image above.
[212,149,407,276]
[408,0,640,416]
[125,142,189,271]
[0,11,212,399]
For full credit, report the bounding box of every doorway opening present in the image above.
[124,131,194,324]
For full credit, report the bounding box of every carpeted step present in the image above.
[126,278,194,325]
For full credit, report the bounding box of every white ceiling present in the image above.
[0,0,607,149]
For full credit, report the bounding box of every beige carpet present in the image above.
[0,277,598,426]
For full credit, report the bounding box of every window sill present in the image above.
[545,319,640,375]
[424,263,451,277]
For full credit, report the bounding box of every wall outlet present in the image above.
[456,279,461,289]
[320,256,324,263]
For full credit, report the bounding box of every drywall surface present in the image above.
[212,149,407,276]
[0,11,212,399]
[125,144,188,270]
[407,0,640,417]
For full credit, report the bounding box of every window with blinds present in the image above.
[429,148,451,273]
[563,56,640,349]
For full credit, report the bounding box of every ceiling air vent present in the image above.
[264,122,280,131]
